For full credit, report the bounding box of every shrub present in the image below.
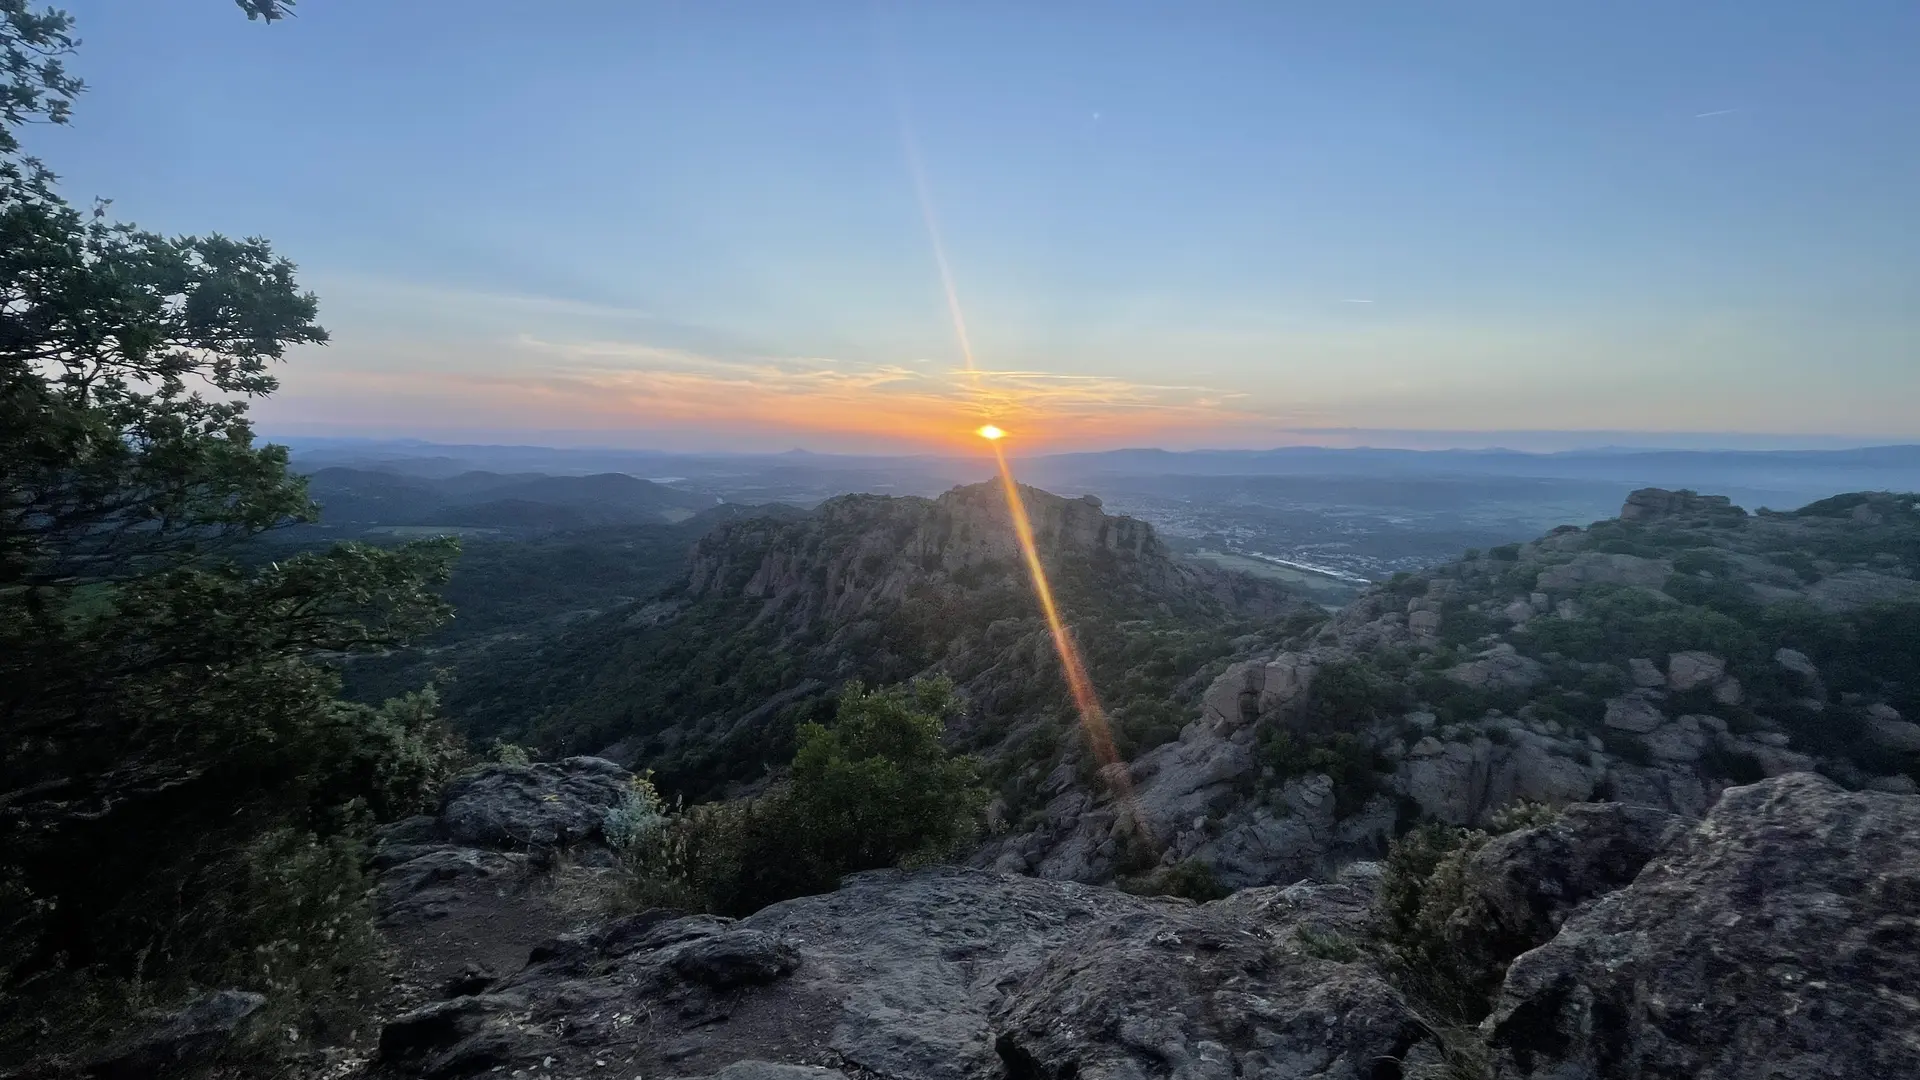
[785,678,988,872]
[1295,925,1363,963]
[1377,805,1560,1025]
[490,739,533,766]
[1262,729,1384,817]
[613,679,989,917]
[1118,858,1231,902]
[1300,660,1410,732]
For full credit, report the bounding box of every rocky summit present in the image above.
[361,765,1920,1079]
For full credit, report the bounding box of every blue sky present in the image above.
[38,0,1920,451]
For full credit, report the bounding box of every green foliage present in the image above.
[1671,548,1734,577]
[1300,659,1411,732]
[1118,858,1231,902]
[1377,804,1560,1028]
[0,5,460,1060]
[785,679,986,871]
[612,680,988,917]
[1520,585,1762,667]
[1261,729,1383,817]
[1412,672,1528,727]
[1295,925,1363,963]
[1377,823,1487,1013]
[1436,605,1495,648]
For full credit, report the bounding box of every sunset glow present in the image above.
[976,424,1006,441]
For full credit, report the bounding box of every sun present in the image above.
[976,424,1006,441]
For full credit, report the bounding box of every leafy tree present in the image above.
[0,0,459,1054]
[620,679,988,917]
[785,678,986,871]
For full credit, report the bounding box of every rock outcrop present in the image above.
[373,758,636,1004]
[1439,803,1680,1003]
[686,482,1303,626]
[438,756,632,850]
[1486,774,1920,1078]
[361,775,1919,1080]
[1618,487,1742,522]
[373,864,1423,1080]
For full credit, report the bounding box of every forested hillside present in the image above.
[429,482,1322,800]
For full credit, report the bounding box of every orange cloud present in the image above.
[270,337,1266,452]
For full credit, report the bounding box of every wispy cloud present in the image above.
[280,334,1265,451]
[1340,298,1375,304]
[1693,108,1739,119]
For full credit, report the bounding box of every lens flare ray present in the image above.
[982,429,1144,834]
[894,69,1145,837]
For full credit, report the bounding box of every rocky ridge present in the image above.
[977,489,1920,888]
[512,481,1321,802]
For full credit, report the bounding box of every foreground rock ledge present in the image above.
[371,774,1920,1080]
[373,865,1416,1080]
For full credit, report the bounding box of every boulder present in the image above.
[667,929,800,989]
[1198,653,1320,731]
[1627,658,1664,688]
[1603,763,1713,817]
[1643,716,1711,762]
[1400,737,1494,825]
[1487,775,1920,1079]
[1438,803,1680,1007]
[1191,774,1395,888]
[1618,487,1740,522]
[87,990,265,1079]
[1711,675,1744,705]
[1408,607,1442,640]
[1396,733,1603,827]
[1445,643,1546,691]
[438,756,633,850]
[1773,647,1824,697]
[1866,716,1920,753]
[1602,693,1665,734]
[992,880,1424,1080]
[378,994,545,1079]
[1665,650,1725,692]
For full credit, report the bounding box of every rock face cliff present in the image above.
[684,481,1296,627]
[365,769,1920,1080]
[977,488,1920,889]
[499,481,1318,803]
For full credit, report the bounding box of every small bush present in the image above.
[612,679,988,917]
[1262,729,1383,817]
[1295,925,1362,962]
[1377,803,1561,1026]
[1119,858,1231,902]
[490,739,533,766]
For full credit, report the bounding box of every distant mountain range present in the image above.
[301,467,717,531]
[285,441,1920,531]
